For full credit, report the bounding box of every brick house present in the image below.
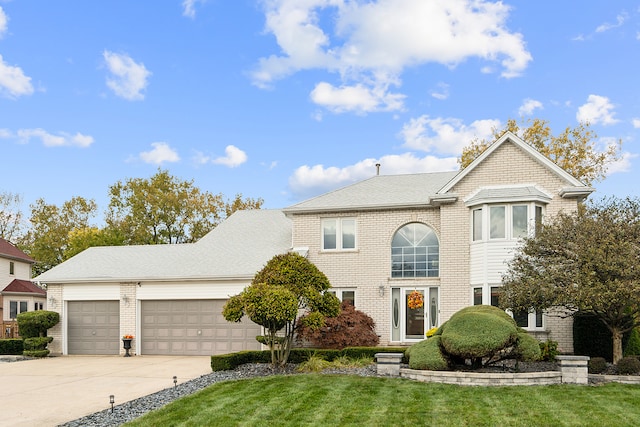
[36,132,592,355]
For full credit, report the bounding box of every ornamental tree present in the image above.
[223,252,340,367]
[500,197,640,363]
[459,118,621,186]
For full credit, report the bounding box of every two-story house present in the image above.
[0,238,46,337]
[36,132,592,356]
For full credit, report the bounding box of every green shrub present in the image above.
[0,339,24,355]
[406,336,449,371]
[515,331,542,362]
[16,311,60,338]
[210,347,410,371]
[624,328,640,356]
[588,357,608,374]
[539,340,559,362]
[439,305,519,366]
[617,356,640,375]
[23,337,53,358]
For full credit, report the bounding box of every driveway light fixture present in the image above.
[109,395,115,413]
[173,375,177,390]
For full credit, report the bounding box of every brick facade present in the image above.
[290,138,584,352]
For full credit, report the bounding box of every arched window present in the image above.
[391,223,439,278]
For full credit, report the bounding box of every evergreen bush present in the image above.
[573,313,632,362]
[624,328,640,357]
[0,339,24,355]
[616,356,640,375]
[407,306,540,370]
[406,336,449,371]
[16,311,60,338]
[588,357,608,374]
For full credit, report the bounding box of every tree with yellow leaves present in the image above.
[459,118,621,186]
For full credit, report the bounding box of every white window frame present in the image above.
[327,288,356,306]
[471,285,544,331]
[9,300,28,319]
[321,218,357,251]
[471,203,544,243]
[390,287,440,343]
[511,309,545,331]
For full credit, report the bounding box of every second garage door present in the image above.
[141,300,262,356]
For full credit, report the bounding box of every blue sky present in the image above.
[1,1,639,221]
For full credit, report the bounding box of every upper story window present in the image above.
[472,203,544,242]
[391,223,439,278]
[9,261,14,275]
[322,218,356,251]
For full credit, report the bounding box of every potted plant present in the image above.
[122,334,134,357]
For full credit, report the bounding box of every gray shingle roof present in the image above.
[284,171,459,213]
[465,186,552,207]
[34,209,291,283]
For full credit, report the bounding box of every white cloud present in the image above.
[139,142,180,164]
[253,0,531,114]
[0,6,8,39]
[518,98,543,116]
[212,145,247,168]
[15,128,94,147]
[103,51,151,101]
[606,151,636,175]
[632,118,640,128]
[288,152,458,200]
[576,94,618,125]
[0,54,34,98]
[430,82,450,100]
[400,116,499,156]
[596,13,627,33]
[310,81,405,113]
[182,0,204,19]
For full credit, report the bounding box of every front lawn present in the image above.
[125,374,640,426]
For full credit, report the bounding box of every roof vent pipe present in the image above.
[375,163,381,175]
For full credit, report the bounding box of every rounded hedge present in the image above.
[439,305,518,359]
[406,336,449,371]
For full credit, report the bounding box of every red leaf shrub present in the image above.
[297,302,379,349]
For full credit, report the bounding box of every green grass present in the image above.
[125,375,640,427]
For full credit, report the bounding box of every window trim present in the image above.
[327,288,356,306]
[472,285,544,331]
[321,217,357,251]
[9,300,28,319]
[391,222,440,279]
[9,261,14,275]
[471,203,545,243]
[390,286,440,343]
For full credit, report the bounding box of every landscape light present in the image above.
[109,395,115,414]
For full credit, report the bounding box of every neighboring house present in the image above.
[36,132,593,356]
[0,238,45,337]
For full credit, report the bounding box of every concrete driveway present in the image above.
[0,355,212,426]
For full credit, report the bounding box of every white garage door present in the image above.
[67,301,120,355]
[141,300,262,356]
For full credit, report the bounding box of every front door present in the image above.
[391,287,439,343]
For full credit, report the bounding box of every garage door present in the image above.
[67,301,120,355]
[141,300,262,356]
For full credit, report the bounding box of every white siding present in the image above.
[136,282,250,300]
[470,241,520,284]
[63,283,120,300]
